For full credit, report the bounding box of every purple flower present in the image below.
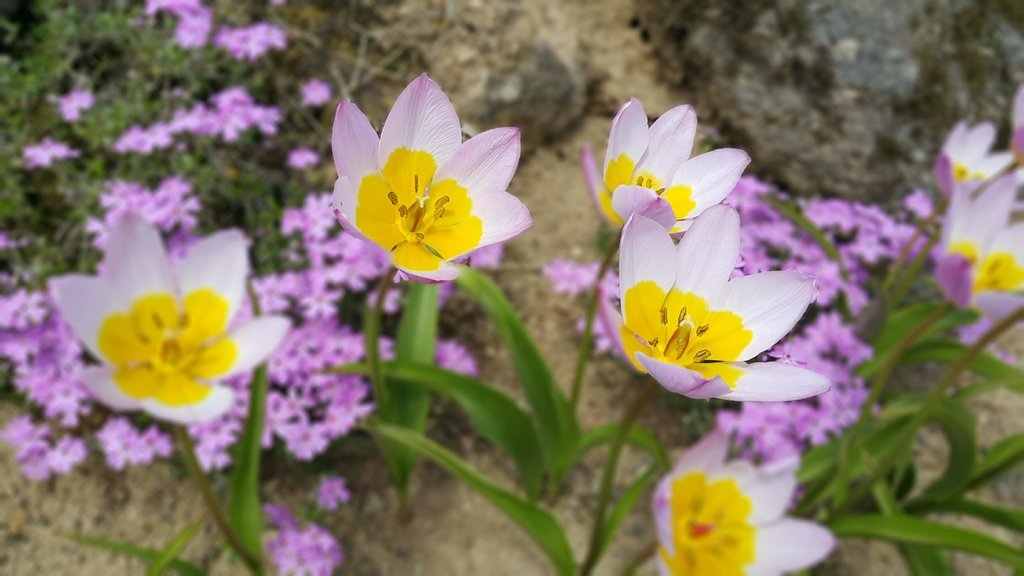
[23,138,79,168]
[174,8,212,48]
[543,258,599,296]
[267,519,344,576]
[903,188,934,219]
[287,147,320,170]
[214,23,287,61]
[436,339,479,377]
[46,437,88,474]
[56,90,95,122]
[316,476,351,511]
[300,79,333,107]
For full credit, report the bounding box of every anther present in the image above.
[646,177,654,188]
[434,207,445,219]
[414,174,420,195]
[648,337,659,348]
[415,232,425,241]
[696,324,709,336]
[694,349,711,362]
[656,187,666,196]
[398,205,409,217]
[636,175,644,186]
[387,191,399,205]
[678,306,688,324]
[660,306,668,325]
[152,313,164,329]
[435,195,450,208]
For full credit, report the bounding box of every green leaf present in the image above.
[596,467,658,561]
[575,423,669,472]
[332,361,545,499]
[869,303,975,360]
[367,421,575,576]
[797,439,838,484]
[227,363,267,562]
[917,498,1024,534]
[146,517,206,576]
[455,268,579,480]
[968,434,1024,491]
[900,545,950,576]
[887,339,1024,380]
[915,397,976,502]
[954,376,1024,401]
[379,283,439,494]
[830,515,1024,570]
[61,533,205,576]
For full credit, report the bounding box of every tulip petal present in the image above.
[976,151,1014,177]
[611,185,675,230]
[596,283,628,362]
[989,222,1024,265]
[142,384,235,424]
[103,213,175,301]
[740,459,799,524]
[1013,127,1024,160]
[715,270,816,361]
[946,173,1017,252]
[636,353,731,398]
[672,148,751,218]
[619,214,677,305]
[603,98,649,187]
[49,275,127,362]
[581,144,606,215]
[331,100,380,183]
[634,104,697,184]
[974,291,1024,322]
[79,366,141,411]
[935,252,973,308]
[378,74,462,171]
[670,427,729,476]
[469,190,533,252]
[747,519,835,576]
[433,127,521,195]
[718,362,830,402]
[941,121,971,159]
[218,316,291,379]
[178,230,248,321]
[673,205,740,297]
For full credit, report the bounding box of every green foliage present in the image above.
[61,532,206,576]
[146,517,207,576]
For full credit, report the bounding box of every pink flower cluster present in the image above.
[22,138,80,169]
[214,23,287,61]
[56,89,95,122]
[300,79,333,107]
[0,417,87,480]
[316,475,352,511]
[265,504,344,576]
[145,0,213,49]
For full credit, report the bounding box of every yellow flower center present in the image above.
[603,153,696,224]
[354,148,483,272]
[97,289,237,406]
[952,162,987,183]
[620,281,752,386]
[659,471,756,576]
[949,241,1024,294]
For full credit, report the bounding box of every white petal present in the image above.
[142,385,235,424]
[49,275,127,363]
[581,144,606,215]
[178,230,249,321]
[946,173,1017,252]
[331,176,364,239]
[719,362,830,402]
[974,291,1024,322]
[672,204,739,297]
[670,427,729,476]
[739,460,799,524]
[465,190,533,254]
[634,104,697,183]
[331,100,380,183]
[636,353,731,399]
[611,185,675,230]
[975,151,1014,177]
[941,121,970,159]
[103,214,175,301]
[988,222,1024,265]
[220,316,291,379]
[618,214,677,308]
[603,98,649,177]
[716,271,816,360]
[962,122,997,162]
[433,128,521,195]
[398,260,462,283]
[378,74,462,169]
[79,366,140,411]
[672,148,750,217]
[748,519,835,576]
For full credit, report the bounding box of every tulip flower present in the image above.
[936,173,1024,319]
[1013,85,1024,162]
[611,206,830,401]
[331,74,532,282]
[582,98,749,233]
[937,121,1014,190]
[50,214,290,424]
[653,429,835,575]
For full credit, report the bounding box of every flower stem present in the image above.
[366,268,395,407]
[174,426,262,573]
[579,379,658,576]
[880,197,948,296]
[570,230,622,410]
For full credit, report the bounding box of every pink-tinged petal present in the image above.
[378,74,461,169]
[619,214,677,301]
[596,283,628,362]
[962,122,997,162]
[974,291,1024,322]
[747,519,835,576]
[976,151,1014,177]
[739,460,799,524]
[611,185,675,230]
[331,100,380,183]
[103,213,175,301]
[941,121,970,158]
[990,222,1024,264]
[1013,127,1024,161]
[673,205,740,298]
[716,270,816,361]
[399,260,462,283]
[934,153,954,197]
[719,362,830,402]
[634,104,697,183]
[636,353,731,398]
[673,148,751,216]
[79,366,140,411]
[581,144,605,214]
[946,172,1017,251]
[462,190,532,254]
[142,385,234,424]
[178,230,248,321]
[434,127,520,195]
[49,275,127,362]
[219,316,291,379]
[603,98,649,176]
[652,477,675,563]
[935,252,973,308]
[670,427,729,476]
[331,176,369,240]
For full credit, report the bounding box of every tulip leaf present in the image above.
[830,515,1024,570]
[968,433,1024,491]
[575,423,669,472]
[331,361,544,499]
[857,304,976,377]
[914,397,976,503]
[379,282,439,496]
[876,339,1024,380]
[915,498,1024,534]
[900,545,950,576]
[455,267,580,481]
[227,361,268,562]
[61,533,206,576]
[367,421,575,576]
[596,466,658,563]
[146,516,206,576]
[954,376,1024,401]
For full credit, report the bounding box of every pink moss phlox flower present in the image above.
[436,339,479,377]
[214,22,287,61]
[174,8,213,48]
[57,89,95,121]
[266,509,343,576]
[316,476,352,511]
[543,258,599,296]
[287,147,321,170]
[23,138,80,168]
[301,79,333,107]
[903,188,934,219]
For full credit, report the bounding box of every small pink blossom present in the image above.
[23,138,80,168]
[56,90,95,121]
[287,147,320,169]
[300,79,333,107]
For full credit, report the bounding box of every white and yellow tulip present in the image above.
[653,429,834,575]
[938,120,1014,189]
[610,206,830,401]
[50,215,290,424]
[582,98,750,233]
[331,74,532,282]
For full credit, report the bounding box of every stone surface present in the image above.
[636,0,1024,200]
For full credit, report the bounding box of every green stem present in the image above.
[174,426,262,574]
[570,230,622,410]
[579,379,658,576]
[831,305,1024,517]
[366,268,395,407]
[888,229,943,307]
[880,197,948,296]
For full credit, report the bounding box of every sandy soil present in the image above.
[2,0,1023,575]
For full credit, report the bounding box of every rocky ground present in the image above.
[2,0,1023,574]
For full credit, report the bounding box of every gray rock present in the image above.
[636,0,1024,200]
